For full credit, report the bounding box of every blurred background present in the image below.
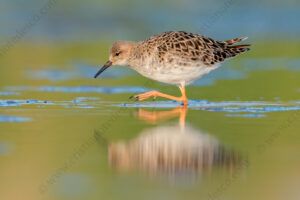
[0,0,300,200]
[1,0,300,41]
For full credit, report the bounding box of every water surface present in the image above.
[1,40,300,200]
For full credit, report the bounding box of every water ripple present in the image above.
[0,115,31,122]
[0,92,20,96]
[6,85,150,94]
[0,97,101,109]
[118,100,300,116]
[1,97,300,118]
[26,65,135,81]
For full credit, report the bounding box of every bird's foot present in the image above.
[130,91,188,105]
[130,91,159,101]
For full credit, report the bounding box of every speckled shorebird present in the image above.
[94,31,250,105]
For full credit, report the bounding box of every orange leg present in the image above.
[136,106,187,129]
[136,106,187,124]
[131,85,188,105]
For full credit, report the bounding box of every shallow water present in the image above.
[0,39,300,200]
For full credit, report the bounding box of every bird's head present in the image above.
[94,41,137,78]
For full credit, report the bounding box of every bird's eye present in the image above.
[115,52,120,56]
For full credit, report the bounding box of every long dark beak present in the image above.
[94,60,112,78]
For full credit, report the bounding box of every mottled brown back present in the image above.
[143,31,250,66]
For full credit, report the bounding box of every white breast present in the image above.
[135,62,220,86]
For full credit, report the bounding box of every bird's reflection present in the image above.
[106,107,243,180]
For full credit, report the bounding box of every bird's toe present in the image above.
[130,95,140,101]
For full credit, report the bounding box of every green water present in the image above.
[0,41,300,200]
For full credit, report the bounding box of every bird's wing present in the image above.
[155,31,249,67]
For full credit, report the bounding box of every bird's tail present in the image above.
[224,37,248,45]
[222,37,251,59]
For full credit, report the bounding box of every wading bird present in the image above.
[94,31,250,105]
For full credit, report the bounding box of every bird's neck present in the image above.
[127,42,143,69]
